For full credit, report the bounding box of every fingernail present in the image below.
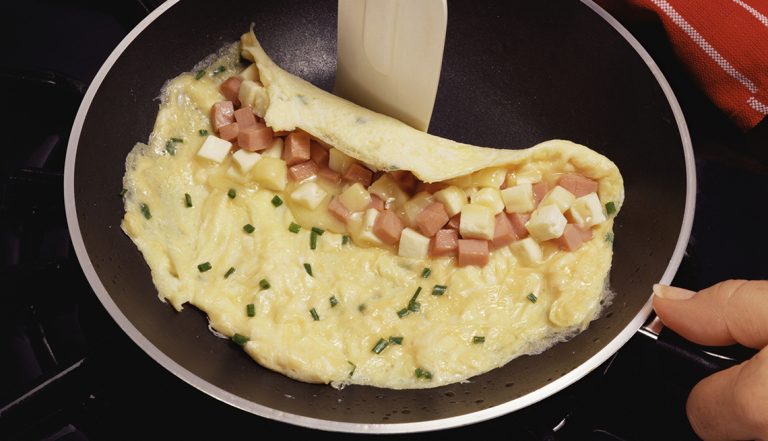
[653,284,696,300]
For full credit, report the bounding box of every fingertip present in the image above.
[653,284,696,300]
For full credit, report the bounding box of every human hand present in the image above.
[653,280,768,441]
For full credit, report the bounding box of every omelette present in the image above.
[121,29,624,389]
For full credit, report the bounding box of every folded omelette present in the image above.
[121,29,624,389]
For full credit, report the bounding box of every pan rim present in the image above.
[64,0,696,433]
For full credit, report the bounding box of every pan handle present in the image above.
[638,317,758,390]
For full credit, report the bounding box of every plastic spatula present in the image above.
[334,0,448,132]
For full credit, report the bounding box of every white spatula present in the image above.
[335,0,448,132]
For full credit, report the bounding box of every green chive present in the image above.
[165,141,176,155]
[358,304,367,313]
[288,222,301,233]
[140,203,152,219]
[119,188,127,197]
[184,193,193,207]
[432,285,447,296]
[303,263,313,277]
[246,303,255,317]
[232,333,249,345]
[527,293,538,303]
[407,287,422,312]
[310,231,318,250]
[213,65,226,75]
[271,195,283,207]
[397,308,410,318]
[421,267,431,278]
[388,336,403,345]
[372,338,389,354]
[311,227,325,236]
[473,336,485,344]
[415,367,432,380]
[197,262,212,272]
[329,296,338,307]
[259,279,271,290]
[194,70,205,80]
[170,137,184,143]
[605,232,614,243]
[605,201,617,215]
[243,224,255,234]
[224,267,235,278]
[347,361,356,378]
[198,129,209,136]
[342,235,351,245]
[309,308,320,321]
[227,188,236,199]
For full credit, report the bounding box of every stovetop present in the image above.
[2,1,766,440]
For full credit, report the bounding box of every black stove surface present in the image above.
[2,1,766,440]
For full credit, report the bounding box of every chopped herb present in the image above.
[303,263,313,277]
[119,188,127,197]
[342,235,351,245]
[259,279,271,290]
[329,296,338,307]
[407,287,422,312]
[605,232,614,243]
[213,65,226,75]
[194,70,205,80]
[605,201,617,215]
[372,338,389,354]
[310,231,318,250]
[309,308,320,321]
[165,141,176,155]
[311,227,325,236]
[231,333,249,345]
[527,293,538,303]
[227,188,236,199]
[473,336,486,344]
[140,203,152,219]
[271,195,283,207]
[197,262,212,272]
[288,222,301,233]
[347,361,356,378]
[224,267,235,278]
[388,336,403,345]
[243,224,255,234]
[246,303,255,317]
[198,129,209,136]
[358,304,367,313]
[184,193,193,207]
[415,367,433,380]
[170,137,184,143]
[397,308,410,318]
[421,267,431,278]
[432,285,448,296]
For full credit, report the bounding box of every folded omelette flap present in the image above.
[240,30,623,193]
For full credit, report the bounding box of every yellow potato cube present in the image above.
[290,181,328,210]
[398,227,430,259]
[471,167,507,188]
[526,204,567,241]
[568,192,607,228]
[433,185,467,217]
[540,186,576,212]
[470,187,505,214]
[506,168,542,187]
[403,192,433,226]
[251,157,287,191]
[358,208,384,245]
[459,203,495,240]
[232,149,261,173]
[339,183,372,212]
[501,183,534,213]
[329,148,356,174]
[368,174,408,208]
[261,138,283,158]
[512,237,543,264]
[238,80,269,117]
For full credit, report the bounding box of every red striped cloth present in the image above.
[603,0,768,130]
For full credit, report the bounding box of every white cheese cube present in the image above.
[290,181,328,210]
[398,227,430,258]
[328,148,356,174]
[470,187,505,214]
[358,208,384,245]
[459,203,495,240]
[568,192,607,229]
[403,192,433,226]
[261,138,283,158]
[501,183,534,213]
[232,149,262,173]
[540,186,576,213]
[472,167,507,188]
[251,157,287,191]
[507,168,542,187]
[238,64,260,82]
[368,174,408,208]
[238,80,269,117]
[196,135,232,163]
[512,237,543,264]
[433,186,467,217]
[339,183,371,212]
[526,204,567,241]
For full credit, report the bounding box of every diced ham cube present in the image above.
[283,131,311,166]
[458,239,490,267]
[415,202,450,237]
[431,229,459,257]
[238,125,274,151]
[532,181,551,206]
[317,166,341,184]
[343,163,374,187]
[219,77,242,107]
[373,209,404,244]
[288,160,319,182]
[390,170,418,194]
[369,195,385,211]
[327,196,350,222]
[492,213,517,248]
[558,173,598,198]
[447,214,461,230]
[507,213,530,239]
[553,224,594,251]
[310,141,329,166]
[233,107,257,129]
[210,101,234,132]
[218,122,239,142]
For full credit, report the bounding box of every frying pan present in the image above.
[64,0,695,433]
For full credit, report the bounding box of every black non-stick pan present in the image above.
[64,0,695,433]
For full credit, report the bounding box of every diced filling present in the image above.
[195,75,614,268]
